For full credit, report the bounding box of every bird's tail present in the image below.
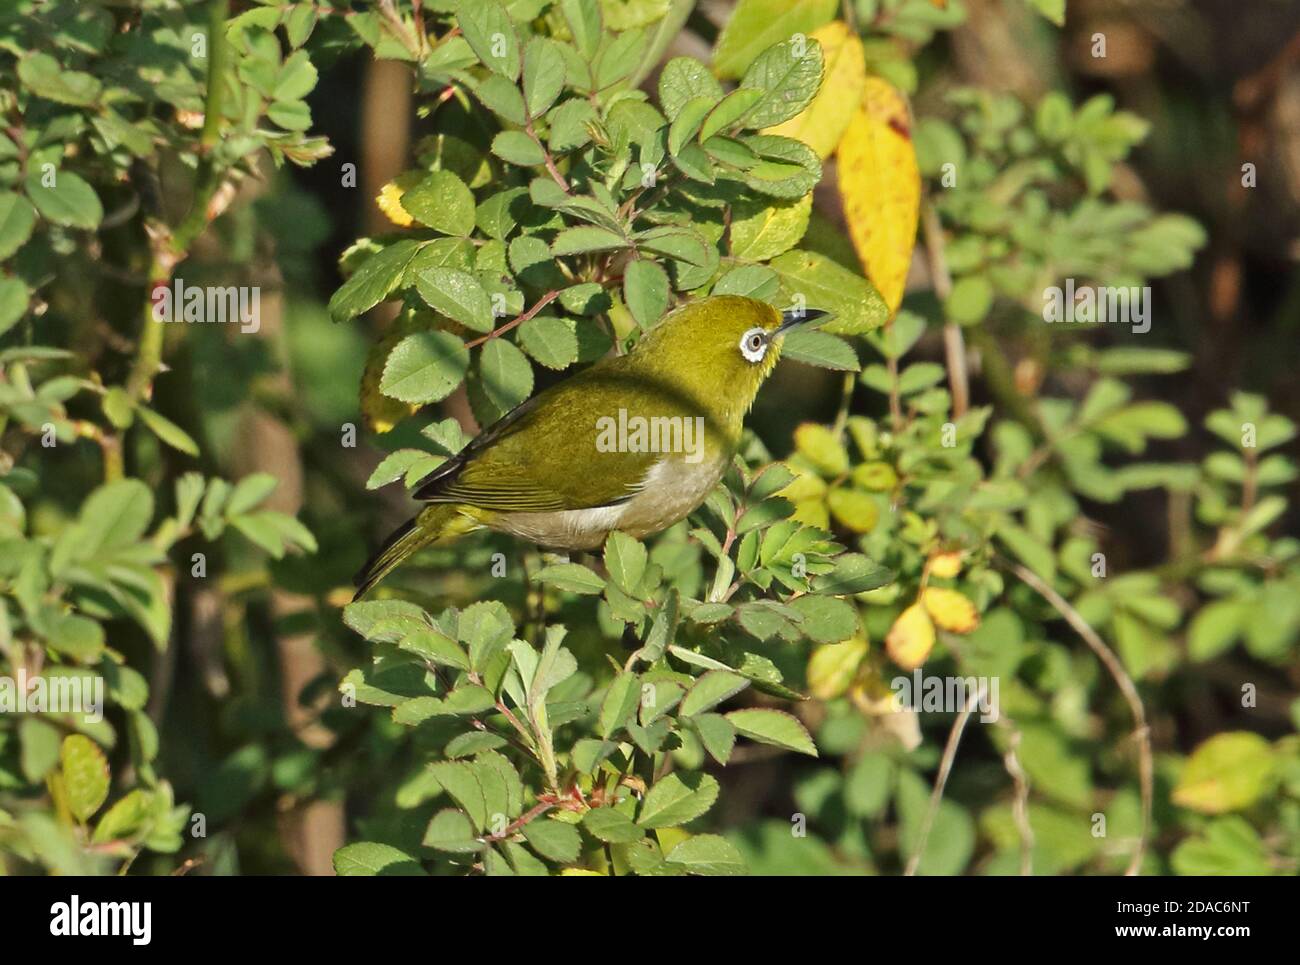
[352,504,468,601]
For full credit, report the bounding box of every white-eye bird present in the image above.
[355,295,828,598]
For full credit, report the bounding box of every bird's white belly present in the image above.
[493,453,728,550]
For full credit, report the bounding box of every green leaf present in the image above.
[664,834,746,875]
[713,265,780,300]
[657,57,723,121]
[45,612,105,661]
[519,315,579,369]
[945,275,994,325]
[522,817,581,862]
[692,713,737,764]
[18,52,101,106]
[730,194,811,261]
[415,267,495,332]
[582,807,644,843]
[328,239,423,323]
[681,670,749,717]
[739,36,824,127]
[533,562,605,594]
[333,842,426,875]
[668,95,716,156]
[712,0,838,79]
[726,708,817,756]
[0,192,38,260]
[25,169,102,230]
[638,772,720,828]
[598,672,640,739]
[561,0,602,59]
[474,338,533,416]
[548,98,598,152]
[423,809,482,852]
[551,225,628,256]
[636,226,711,267]
[20,718,61,782]
[274,50,318,101]
[788,595,858,643]
[0,276,30,336]
[699,88,766,142]
[457,0,520,78]
[1171,816,1272,876]
[771,249,888,335]
[492,130,545,166]
[811,553,892,595]
[995,521,1056,582]
[1188,598,1247,662]
[1172,732,1275,814]
[523,37,566,118]
[780,329,859,371]
[623,259,670,328]
[475,74,527,125]
[400,171,476,235]
[380,331,470,404]
[136,406,199,457]
[604,531,648,595]
[60,735,109,823]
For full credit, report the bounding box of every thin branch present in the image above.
[126,0,231,403]
[922,204,968,418]
[995,715,1034,876]
[904,681,983,876]
[1008,561,1152,877]
[464,291,560,349]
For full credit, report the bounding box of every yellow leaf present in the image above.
[928,551,963,579]
[375,171,424,228]
[775,461,827,502]
[560,868,606,876]
[763,21,866,159]
[885,603,935,670]
[826,487,879,533]
[837,76,920,315]
[1172,732,1276,814]
[922,587,979,634]
[791,497,829,529]
[793,422,848,477]
[807,637,868,699]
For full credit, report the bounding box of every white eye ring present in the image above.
[739,327,768,363]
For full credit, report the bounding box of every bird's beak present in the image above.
[777,307,831,334]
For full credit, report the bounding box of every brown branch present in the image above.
[904,681,983,876]
[923,204,968,418]
[464,291,560,349]
[995,715,1034,876]
[1008,561,1152,877]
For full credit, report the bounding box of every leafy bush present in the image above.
[1,0,1296,877]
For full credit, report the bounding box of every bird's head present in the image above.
[630,294,830,416]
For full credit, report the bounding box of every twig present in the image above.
[831,370,855,439]
[125,0,231,402]
[995,715,1034,876]
[922,204,968,418]
[904,681,983,876]
[1008,561,1152,877]
[464,291,560,349]
[525,119,570,194]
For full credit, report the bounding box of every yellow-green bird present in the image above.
[354,295,829,599]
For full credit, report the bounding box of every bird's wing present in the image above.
[412,361,662,512]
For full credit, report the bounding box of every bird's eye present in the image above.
[739,328,768,363]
